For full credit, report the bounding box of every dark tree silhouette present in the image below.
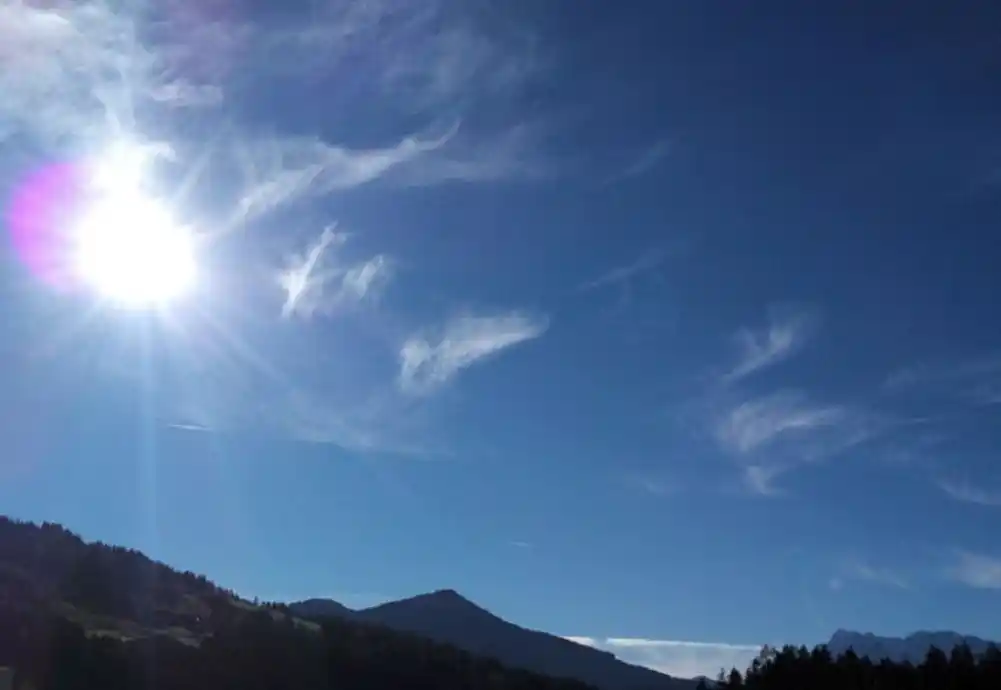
[715,641,1001,690]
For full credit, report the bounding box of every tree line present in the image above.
[705,642,1001,690]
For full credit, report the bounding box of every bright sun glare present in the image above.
[70,142,197,308]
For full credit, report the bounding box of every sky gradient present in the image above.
[1,0,1001,679]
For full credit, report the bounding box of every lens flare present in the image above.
[5,142,198,309]
[6,162,84,290]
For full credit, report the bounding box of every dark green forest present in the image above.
[705,642,1001,690]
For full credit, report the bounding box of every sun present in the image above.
[70,142,197,309]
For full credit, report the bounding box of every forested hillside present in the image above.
[0,516,593,690]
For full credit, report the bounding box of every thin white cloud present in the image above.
[393,123,555,186]
[232,128,457,225]
[722,309,817,384]
[741,464,785,497]
[166,422,212,433]
[606,140,672,183]
[250,0,548,109]
[399,312,549,395]
[715,392,845,455]
[580,248,667,293]
[0,1,209,147]
[565,636,762,680]
[710,390,885,496]
[969,383,1001,406]
[279,227,392,319]
[881,364,931,392]
[271,389,436,456]
[834,560,911,590]
[938,479,1001,507]
[148,82,224,108]
[378,19,544,110]
[947,550,1001,590]
[631,476,680,497]
[509,540,533,549]
[882,354,1001,399]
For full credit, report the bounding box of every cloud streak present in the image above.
[831,560,911,590]
[947,550,1001,590]
[0,1,204,147]
[722,309,817,384]
[399,312,549,395]
[882,354,1001,404]
[279,227,392,319]
[937,479,1001,507]
[166,422,212,433]
[607,140,672,183]
[232,129,457,225]
[711,391,883,496]
[580,248,667,293]
[715,392,845,456]
[565,636,762,679]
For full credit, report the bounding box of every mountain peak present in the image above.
[330,589,691,690]
[428,588,466,600]
[397,589,492,615]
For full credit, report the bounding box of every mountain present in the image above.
[290,591,694,689]
[827,629,998,663]
[288,598,357,620]
[0,516,596,690]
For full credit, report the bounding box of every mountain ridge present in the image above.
[827,629,998,663]
[290,593,693,689]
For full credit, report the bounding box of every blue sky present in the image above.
[2,0,1001,679]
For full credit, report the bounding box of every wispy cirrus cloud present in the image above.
[246,0,548,110]
[399,312,549,395]
[629,475,681,498]
[0,1,216,148]
[579,248,667,293]
[3,0,555,222]
[165,422,213,433]
[279,226,392,320]
[715,391,846,456]
[830,560,911,591]
[722,309,817,384]
[740,464,786,497]
[882,354,1001,403]
[711,390,883,496]
[947,550,1001,590]
[271,389,434,456]
[565,636,762,679]
[937,479,1001,507]
[231,128,457,225]
[697,305,890,495]
[604,140,672,183]
[227,121,551,235]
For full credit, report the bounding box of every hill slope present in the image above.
[292,591,694,689]
[0,516,596,690]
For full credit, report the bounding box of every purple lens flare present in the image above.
[5,161,88,291]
